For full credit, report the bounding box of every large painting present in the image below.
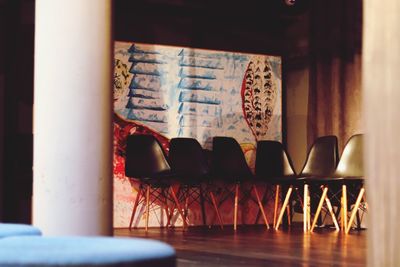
[113,41,282,227]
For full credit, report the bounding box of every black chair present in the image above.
[125,134,187,231]
[299,136,339,177]
[274,135,340,231]
[338,134,364,233]
[169,137,223,228]
[254,141,297,229]
[212,136,269,230]
[308,134,364,233]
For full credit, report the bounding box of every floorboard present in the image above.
[114,224,366,267]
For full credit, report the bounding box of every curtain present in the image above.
[307,0,363,150]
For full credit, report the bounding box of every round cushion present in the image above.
[0,223,42,238]
[0,236,176,266]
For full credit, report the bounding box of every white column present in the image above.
[364,0,400,266]
[33,0,113,236]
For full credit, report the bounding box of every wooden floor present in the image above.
[114,224,366,267]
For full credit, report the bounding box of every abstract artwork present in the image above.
[113,41,282,227]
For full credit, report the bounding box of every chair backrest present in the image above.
[300,135,339,177]
[212,136,253,180]
[255,140,296,178]
[334,134,364,178]
[125,134,171,178]
[169,137,209,177]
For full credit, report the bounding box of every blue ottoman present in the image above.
[0,223,42,238]
[0,236,176,266]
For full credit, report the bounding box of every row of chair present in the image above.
[124,134,365,233]
[276,134,365,233]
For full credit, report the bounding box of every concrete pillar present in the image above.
[364,0,400,266]
[33,0,113,236]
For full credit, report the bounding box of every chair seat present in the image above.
[131,171,176,187]
[0,223,42,238]
[342,176,364,182]
[0,236,176,267]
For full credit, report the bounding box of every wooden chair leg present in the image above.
[254,189,268,224]
[129,187,142,230]
[303,184,309,232]
[345,188,365,234]
[145,185,150,232]
[286,205,291,226]
[325,196,339,231]
[342,185,348,231]
[166,202,175,227]
[209,191,224,229]
[234,184,239,231]
[273,185,280,228]
[169,186,188,229]
[275,186,293,230]
[307,192,311,230]
[184,193,189,222]
[253,185,270,229]
[310,187,328,232]
[160,188,170,228]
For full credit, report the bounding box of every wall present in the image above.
[285,67,309,173]
[283,12,310,173]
